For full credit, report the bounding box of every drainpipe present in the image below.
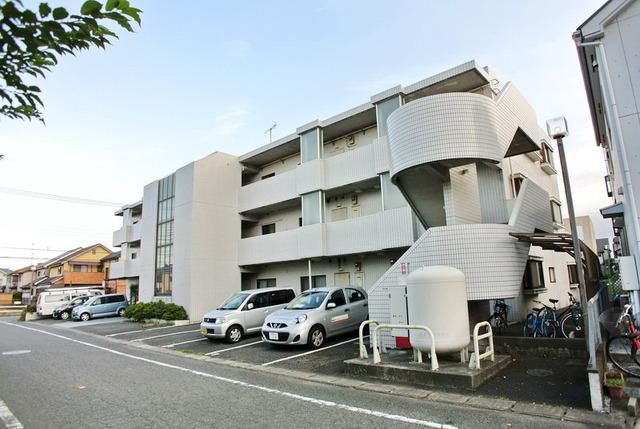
[592,42,640,317]
[308,259,312,290]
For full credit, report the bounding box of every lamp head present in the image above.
[546,116,569,139]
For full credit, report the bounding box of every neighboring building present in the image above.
[574,1,640,283]
[563,216,598,254]
[110,201,142,302]
[9,265,37,301]
[101,251,127,296]
[0,268,12,293]
[30,244,112,296]
[124,60,577,322]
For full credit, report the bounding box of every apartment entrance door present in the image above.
[334,272,350,286]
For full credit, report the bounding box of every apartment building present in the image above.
[574,0,640,290]
[109,201,143,301]
[122,61,578,323]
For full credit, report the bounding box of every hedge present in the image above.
[123,301,188,322]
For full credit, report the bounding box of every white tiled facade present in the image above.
[118,60,576,322]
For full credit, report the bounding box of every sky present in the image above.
[0,0,611,269]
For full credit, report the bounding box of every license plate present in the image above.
[200,327,207,335]
[268,332,278,340]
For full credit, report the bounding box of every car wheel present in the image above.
[117,308,126,317]
[80,313,91,322]
[60,311,70,320]
[307,325,325,349]
[226,325,243,343]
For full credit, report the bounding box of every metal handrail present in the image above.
[469,321,495,370]
[371,323,439,371]
[358,320,383,359]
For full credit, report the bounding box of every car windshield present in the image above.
[285,291,328,310]
[70,297,85,305]
[217,293,249,310]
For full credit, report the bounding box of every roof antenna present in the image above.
[265,122,277,144]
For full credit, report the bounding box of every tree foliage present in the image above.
[0,0,141,122]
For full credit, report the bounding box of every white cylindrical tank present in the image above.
[407,265,470,354]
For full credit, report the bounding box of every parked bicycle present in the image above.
[606,304,640,378]
[559,292,583,339]
[523,299,559,337]
[487,299,509,335]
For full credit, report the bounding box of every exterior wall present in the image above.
[244,153,300,186]
[243,205,301,238]
[242,252,402,293]
[563,216,598,254]
[444,164,482,225]
[186,153,242,320]
[139,181,159,303]
[324,187,381,220]
[322,126,377,159]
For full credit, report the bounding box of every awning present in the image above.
[510,232,582,260]
[601,202,624,219]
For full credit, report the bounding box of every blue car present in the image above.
[72,294,128,321]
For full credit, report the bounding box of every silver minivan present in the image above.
[200,288,295,343]
[71,294,128,321]
[262,286,368,348]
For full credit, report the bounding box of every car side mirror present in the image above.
[247,303,254,310]
[326,302,336,309]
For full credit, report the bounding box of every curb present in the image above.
[43,322,631,428]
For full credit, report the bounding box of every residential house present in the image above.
[0,268,12,293]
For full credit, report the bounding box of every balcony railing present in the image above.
[112,223,142,247]
[238,206,414,266]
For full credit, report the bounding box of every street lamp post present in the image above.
[546,117,588,316]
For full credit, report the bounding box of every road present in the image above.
[0,318,603,428]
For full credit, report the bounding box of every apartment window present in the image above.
[300,128,321,163]
[155,174,175,296]
[300,275,327,292]
[302,191,323,225]
[381,172,406,210]
[131,252,137,260]
[568,264,579,285]
[549,267,556,283]
[261,223,276,235]
[73,264,89,272]
[540,142,554,167]
[298,217,303,227]
[605,175,613,197]
[57,267,62,275]
[376,96,401,137]
[256,278,276,289]
[523,259,545,290]
[550,200,562,224]
[261,172,275,180]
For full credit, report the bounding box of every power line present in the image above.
[0,186,124,208]
[0,246,68,252]
[0,256,48,261]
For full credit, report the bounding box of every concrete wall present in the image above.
[322,126,377,159]
[139,181,159,303]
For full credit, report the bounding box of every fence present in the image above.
[587,285,609,370]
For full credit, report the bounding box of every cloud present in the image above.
[206,106,250,141]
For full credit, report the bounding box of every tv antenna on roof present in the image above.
[265,122,277,144]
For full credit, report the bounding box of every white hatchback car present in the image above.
[261,286,368,348]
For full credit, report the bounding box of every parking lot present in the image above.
[35,317,362,375]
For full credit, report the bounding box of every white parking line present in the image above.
[262,336,364,367]
[130,329,201,342]
[0,321,455,429]
[107,324,196,337]
[0,398,24,429]
[162,338,209,348]
[205,340,263,356]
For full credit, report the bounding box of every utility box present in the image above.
[619,256,640,291]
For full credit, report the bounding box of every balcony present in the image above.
[109,259,141,279]
[112,223,142,247]
[238,169,297,213]
[238,206,414,266]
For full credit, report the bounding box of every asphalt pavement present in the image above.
[0,316,611,429]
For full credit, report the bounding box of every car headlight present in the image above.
[216,317,226,324]
[296,314,308,324]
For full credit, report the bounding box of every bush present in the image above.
[19,304,37,321]
[12,291,22,302]
[123,301,188,322]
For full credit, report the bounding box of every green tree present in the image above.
[0,0,141,122]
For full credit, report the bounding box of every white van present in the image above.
[36,287,103,317]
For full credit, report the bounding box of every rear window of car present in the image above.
[270,290,294,306]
